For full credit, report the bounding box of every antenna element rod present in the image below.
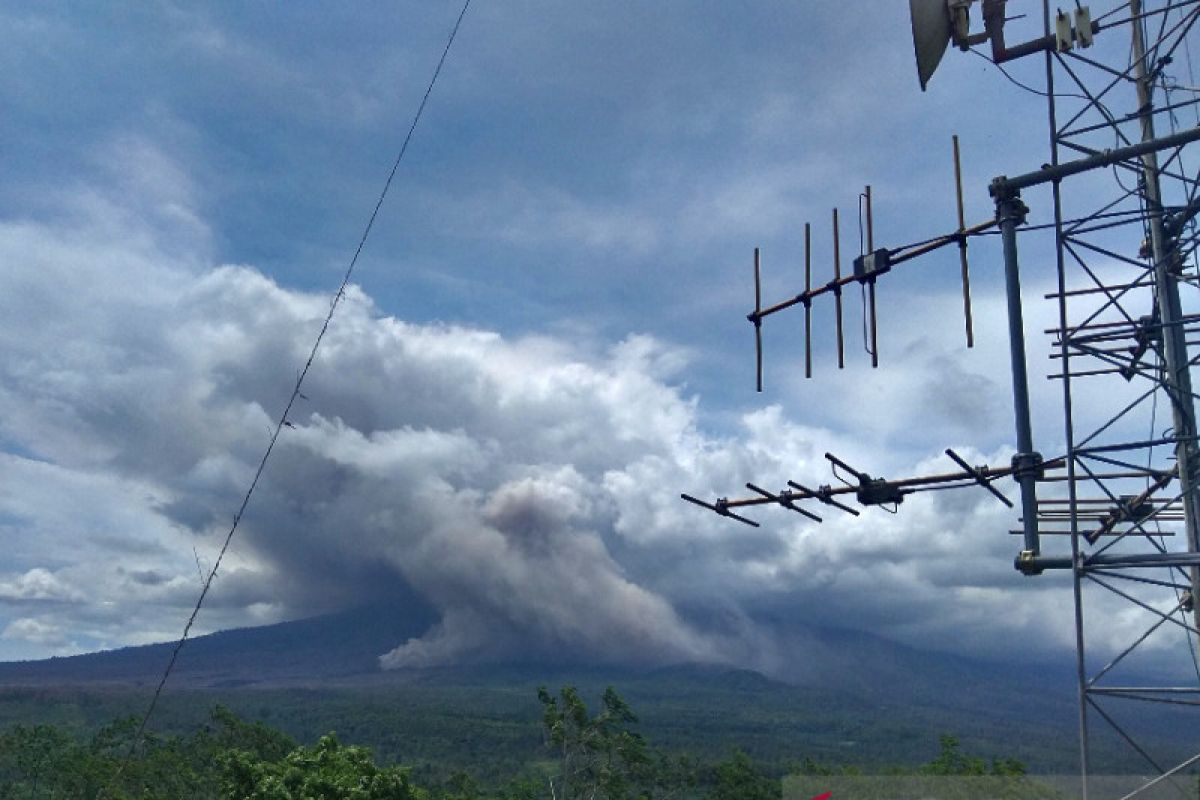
[754,247,763,392]
[805,222,813,379]
[865,186,879,368]
[833,208,845,369]
[954,135,975,348]
[865,185,874,252]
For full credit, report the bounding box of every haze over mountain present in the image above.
[0,600,1074,702]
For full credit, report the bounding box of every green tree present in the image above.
[642,751,699,800]
[0,723,81,798]
[919,735,1027,777]
[488,777,543,800]
[219,732,427,800]
[205,704,297,763]
[537,685,652,800]
[920,735,987,776]
[705,750,780,800]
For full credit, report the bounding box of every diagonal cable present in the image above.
[104,0,473,791]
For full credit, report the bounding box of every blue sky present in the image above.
[1,2,1191,676]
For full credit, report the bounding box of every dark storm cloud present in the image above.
[0,180,1122,671]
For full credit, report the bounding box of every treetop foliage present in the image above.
[0,687,1034,799]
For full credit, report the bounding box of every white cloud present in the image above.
[3,617,72,649]
[0,180,1189,673]
[0,569,84,603]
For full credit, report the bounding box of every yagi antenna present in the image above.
[749,138,992,390]
[682,450,1058,529]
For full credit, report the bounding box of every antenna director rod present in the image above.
[833,208,845,368]
[716,459,1064,509]
[954,134,975,348]
[990,124,1200,196]
[749,219,995,321]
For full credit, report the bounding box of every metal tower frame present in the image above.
[682,2,1200,795]
[1016,1,1200,795]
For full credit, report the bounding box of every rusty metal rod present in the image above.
[1042,470,1173,481]
[954,135,975,348]
[751,218,995,321]
[888,219,996,264]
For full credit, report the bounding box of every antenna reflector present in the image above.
[910,0,952,91]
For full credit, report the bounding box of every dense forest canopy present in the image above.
[0,686,1058,799]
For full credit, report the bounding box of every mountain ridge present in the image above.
[1,604,1188,773]
[0,601,1072,704]
[0,602,436,687]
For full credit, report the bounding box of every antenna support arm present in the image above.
[994,187,1043,572]
[991,125,1200,196]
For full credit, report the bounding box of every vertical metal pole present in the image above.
[754,247,763,393]
[1131,0,1200,633]
[865,186,879,367]
[1041,0,1089,790]
[995,187,1042,561]
[868,283,879,368]
[833,208,845,369]
[805,223,813,379]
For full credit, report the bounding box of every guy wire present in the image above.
[101,1,473,794]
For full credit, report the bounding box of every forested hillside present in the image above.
[0,687,1049,799]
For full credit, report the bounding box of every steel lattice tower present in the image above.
[1015,1,1200,795]
[684,2,1200,795]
